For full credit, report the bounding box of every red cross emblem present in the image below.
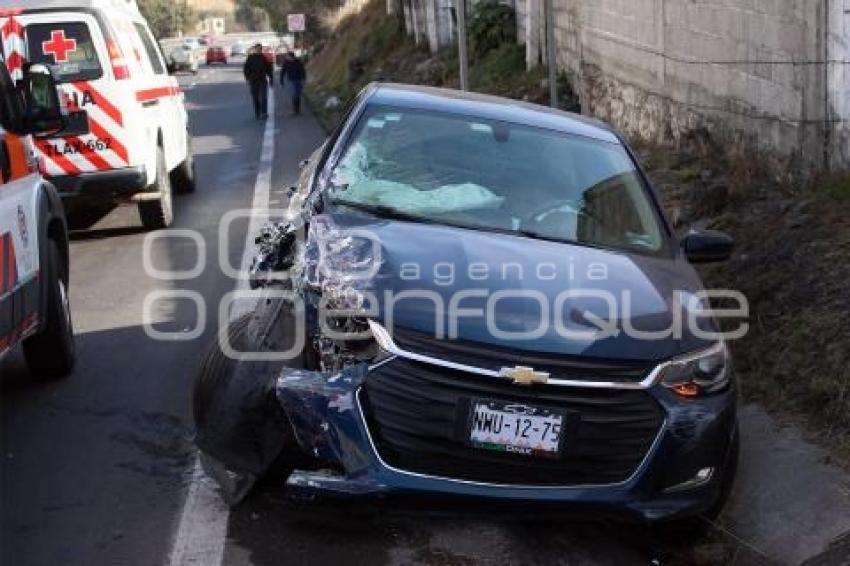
[42,30,77,63]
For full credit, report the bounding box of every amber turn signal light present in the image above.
[672,383,701,398]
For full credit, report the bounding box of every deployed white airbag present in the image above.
[332,142,504,215]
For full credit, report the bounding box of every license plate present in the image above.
[468,400,564,458]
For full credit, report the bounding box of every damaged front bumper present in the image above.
[275,362,738,524]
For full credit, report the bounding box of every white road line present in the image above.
[164,462,230,566]
[165,89,276,566]
[231,89,277,320]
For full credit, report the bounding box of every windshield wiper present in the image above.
[500,228,572,245]
[332,200,438,225]
[338,202,574,244]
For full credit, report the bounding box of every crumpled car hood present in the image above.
[329,211,715,362]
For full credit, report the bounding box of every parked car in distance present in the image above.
[206,46,227,65]
[169,44,199,74]
[230,41,247,56]
[182,37,201,51]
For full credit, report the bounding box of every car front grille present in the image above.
[389,326,655,384]
[361,358,665,486]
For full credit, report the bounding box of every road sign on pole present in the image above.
[287,14,306,33]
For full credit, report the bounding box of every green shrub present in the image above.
[469,0,516,60]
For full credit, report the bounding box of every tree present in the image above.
[235,1,270,32]
[138,0,196,39]
[237,0,338,40]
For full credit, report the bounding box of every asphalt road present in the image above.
[2,60,843,566]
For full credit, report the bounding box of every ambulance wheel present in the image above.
[171,138,196,194]
[139,147,174,229]
[23,240,76,380]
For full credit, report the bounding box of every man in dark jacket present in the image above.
[279,51,306,115]
[243,44,273,119]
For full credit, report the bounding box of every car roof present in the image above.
[3,0,142,16]
[366,83,620,144]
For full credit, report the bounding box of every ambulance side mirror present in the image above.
[20,64,65,136]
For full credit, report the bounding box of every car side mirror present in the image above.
[167,61,177,75]
[20,64,65,136]
[682,230,734,263]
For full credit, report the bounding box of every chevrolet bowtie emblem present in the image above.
[499,366,550,386]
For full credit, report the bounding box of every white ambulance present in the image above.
[0,0,195,229]
[0,56,78,378]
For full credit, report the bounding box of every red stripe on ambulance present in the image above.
[35,140,83,176]
[136,86,180,103]
[87,117,129,164]
[0,15,26,80]
[73,81,124,127]
[66,136,112,171]
[0,232,18,296]
[5,49,23,74]
[0,15,23,38]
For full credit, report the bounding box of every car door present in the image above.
[0,63,40,356]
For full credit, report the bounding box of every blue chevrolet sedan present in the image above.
[195,83,740,529]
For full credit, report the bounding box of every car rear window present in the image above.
[26,22,103,82]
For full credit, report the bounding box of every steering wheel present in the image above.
[521,199,581,227]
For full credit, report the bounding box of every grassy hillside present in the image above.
[637,140,850,461]
[306,0,550,130]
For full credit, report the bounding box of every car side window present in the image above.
[133,23,165,75]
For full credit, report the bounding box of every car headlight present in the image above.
[656,342,730,398]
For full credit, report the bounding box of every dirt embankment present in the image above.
[637,136,850,461]
[305,0,850,463]
[305,0,553,130]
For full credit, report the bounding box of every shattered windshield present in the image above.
[329,105,665,253]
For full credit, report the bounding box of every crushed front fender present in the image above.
[276,364,378,480]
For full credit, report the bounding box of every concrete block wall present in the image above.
[516,0,527,44]
[514,0,848,171]
[830,0,849,169]
[401,0,456,53]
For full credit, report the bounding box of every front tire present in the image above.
[194,311,298,504]
[23,240,75,379]
[139,147,174,230]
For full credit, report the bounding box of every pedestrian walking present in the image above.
[280,51,306,115]
[243,43,273,119]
